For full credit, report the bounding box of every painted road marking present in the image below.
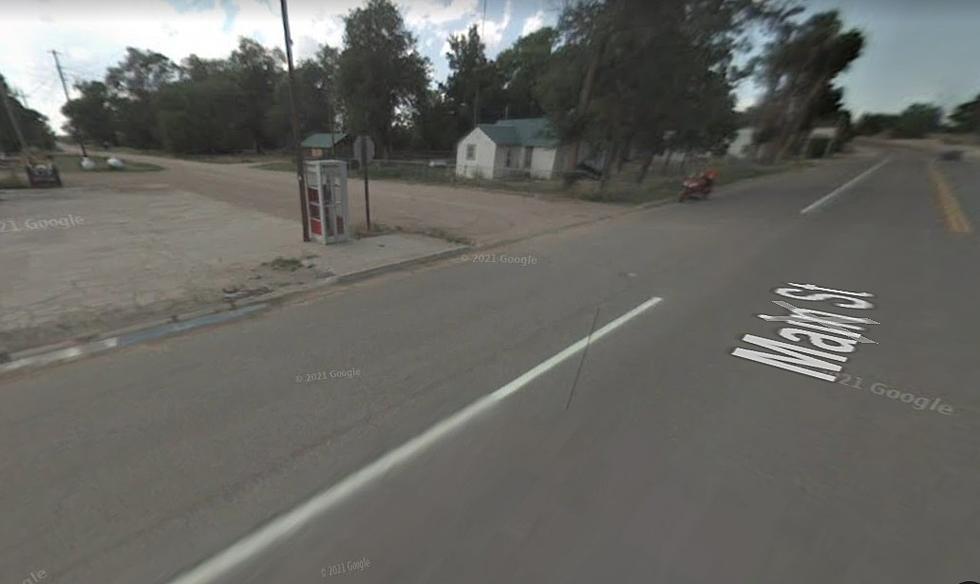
[800,157,892,214]
[928,161,972,234]
[166,296,664,584]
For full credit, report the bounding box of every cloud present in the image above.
[0,0,355,131]
[403,0,479,29]
[0,0,516,132]
[481,0,512,49]
[443,0,513,52]
[521,10,545,37]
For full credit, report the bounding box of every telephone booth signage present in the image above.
[304,160,350,244]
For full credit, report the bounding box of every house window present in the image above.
[505,148,513,168]
[466,144,476,160]
[524,147,533,168]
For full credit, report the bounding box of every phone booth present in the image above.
[304,160,350,244]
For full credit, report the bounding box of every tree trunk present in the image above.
[616,133,633,173]
[636,151,655,183]
[774,73,831,162]
[567,14,614,171]
[661,150,673,174]
[599,139,621,193]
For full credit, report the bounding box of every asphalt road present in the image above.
[2,145,978,584]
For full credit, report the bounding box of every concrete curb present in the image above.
[0,245,468,378]
[0,194,682,378]
[0,305,267,377]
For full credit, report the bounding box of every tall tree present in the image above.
[891,103,942,138]
[949,93,980,135]
[61,81,116,145]
[443,24,504,133]
[105,48,178,148]
[338,0,429,157]
[755,10,865,160]
[0,74,55,152]
[156,76,249,153]
[411,89,458,151]
[227,37,284,153]
[266,45,339,148]
[496,27,558,119]
[539,0,779,184]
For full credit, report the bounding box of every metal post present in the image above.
[280,0,310,241]
[51,51,87,157]
[361,137,371,231]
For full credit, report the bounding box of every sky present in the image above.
[2,0,980,134]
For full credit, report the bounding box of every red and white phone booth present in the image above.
[304,160,350,244]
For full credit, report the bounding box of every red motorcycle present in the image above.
[679,169,718,202]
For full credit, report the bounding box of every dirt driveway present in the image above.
[66,150,622,245]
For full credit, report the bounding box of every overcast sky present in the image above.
[2,0,980,133]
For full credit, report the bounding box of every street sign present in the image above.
[354,135,375,165]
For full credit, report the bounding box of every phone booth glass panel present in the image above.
[304,160,350,244]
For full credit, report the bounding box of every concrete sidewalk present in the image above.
[0,184,461,356]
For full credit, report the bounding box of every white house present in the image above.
[455,118,566,180]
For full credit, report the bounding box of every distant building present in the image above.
[455,118,568,180]
[301,133,352,160]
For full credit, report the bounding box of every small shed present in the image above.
[302,133,352,160]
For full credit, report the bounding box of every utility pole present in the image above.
[280,0,310,241]
[51,50,88,157]
[0,80,28,153]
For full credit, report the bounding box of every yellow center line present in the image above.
[929,161,972,235]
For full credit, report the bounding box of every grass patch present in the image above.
[355,221,473,246]
[262,256,305,271]
[251,156,810,204]
[110,147,289,165]
[252,161,297,172]
[0,173,28,189]
[51,154,163,173]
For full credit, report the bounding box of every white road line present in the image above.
[166,295,664,584]
[800,157,892,214]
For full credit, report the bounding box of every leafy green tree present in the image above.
[496,27,558,119]
[443,24,504,133]
[338,0,430,157]
[539,0,776,186]
[227,37,284,153]
[179,54,229,82]
[105,48,179,148]
[949,93,980,134]
[61,81,116,145]
[0,74,55,152]
[410,89,458,151]
[854,113,898,136]
[268,44,340,145]
[891,103,942,138]
[754,10,865,160]
[156,76,249,153]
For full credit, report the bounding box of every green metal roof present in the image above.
[477,118,558,148]
[301,132,348,148]
[477,124,520,145]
